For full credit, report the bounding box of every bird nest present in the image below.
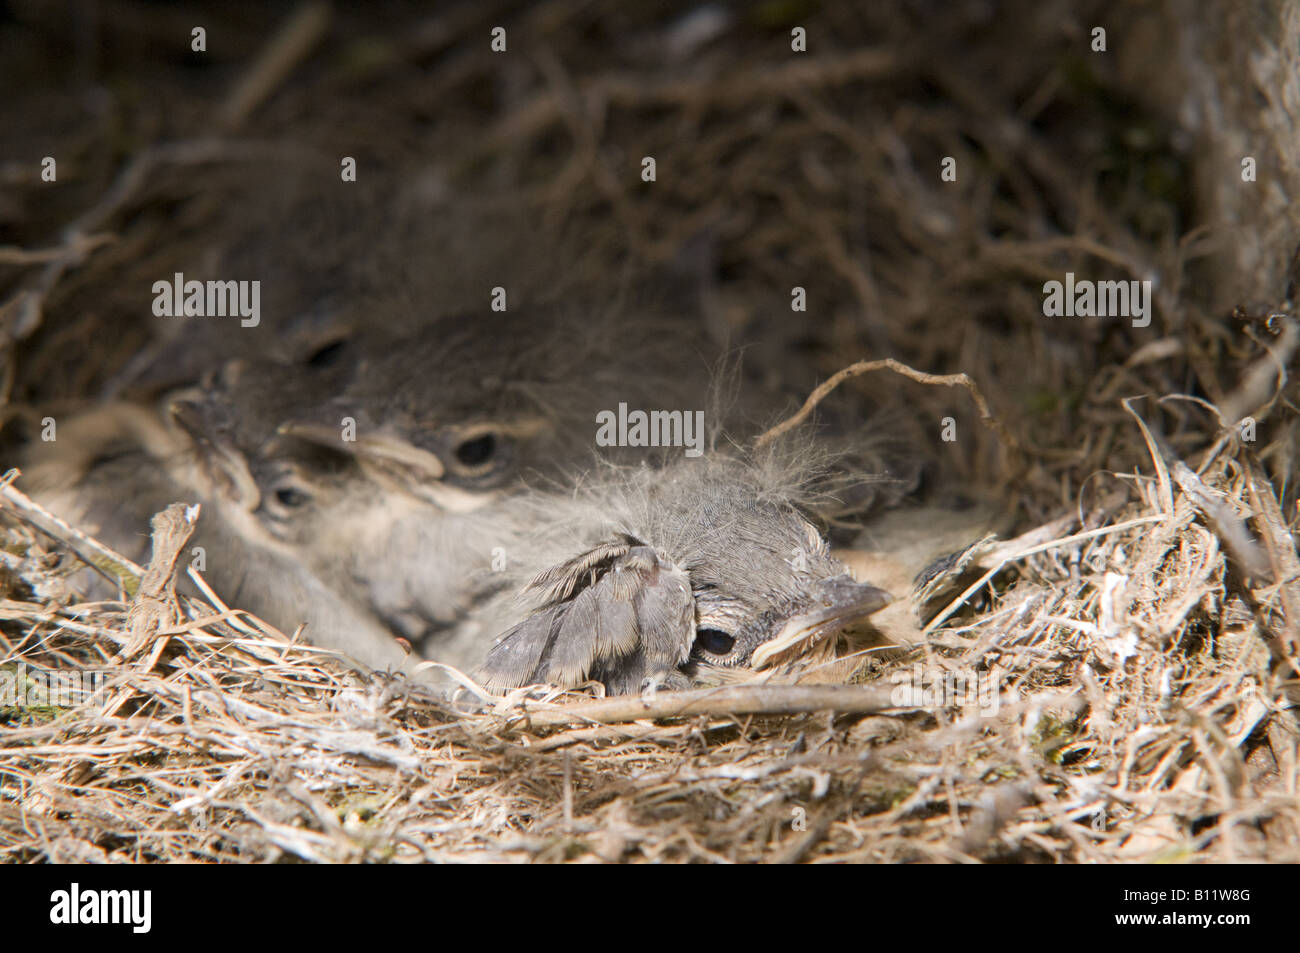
[1,388,1295,863]
[2,1,1299,862]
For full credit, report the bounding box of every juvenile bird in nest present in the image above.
[276,306,718,496]
[165,353,526,663]
[12,297,722,675]
[167,305,718,661]
[476,447,894,696]
[10,400,412,671]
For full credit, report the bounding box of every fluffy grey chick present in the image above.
[12,401,411,672]
[477,449,892,695]
[278,306,719,499]
[238,305,722,665]
[167,355,529,660]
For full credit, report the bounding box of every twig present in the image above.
[216,2,333,132]
[123,503,200,659]
[754,357,1019,452]
[1243,459,1300,676]
[1121,397,1174,515]
[0,471,144,593]
[1168,460,1271,581]
[0,233,116,266]
[775,765,872,864]
[484,47,899,152]
[1218,316,1299,425]
[499,683,897,729]
[923,515,1165,632]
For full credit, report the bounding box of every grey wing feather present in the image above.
[477,541,695,693]
[479,605,564,691]
[536,577,639,686]
[631,560,695,676]
[527,539,634,604]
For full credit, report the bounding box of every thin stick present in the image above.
[0,233,115,265]
[499,683,898,729]
[124,503,199,659]
[754,358,1019,453]
[923,514,1165,632]
[0,472,144,592]
[216,2,333,132]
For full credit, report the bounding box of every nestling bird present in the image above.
[168,355,527,661]
[13,323,921,691]
[477,449,893,695]
[277,306,718,496]
[169,301,718,663]
[11,400,413,672]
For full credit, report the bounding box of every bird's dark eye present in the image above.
[696,628,735,655]
[274,486,309,508]
[454,433,496,467]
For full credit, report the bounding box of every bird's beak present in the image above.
[282,421,500,512]
[749,576,891,670]
[280,422,448,481]
[350,433,447,480]
[277,420,346,448]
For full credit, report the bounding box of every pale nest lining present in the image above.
[1,411,1296,863]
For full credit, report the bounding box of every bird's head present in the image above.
[167,358,373,550]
